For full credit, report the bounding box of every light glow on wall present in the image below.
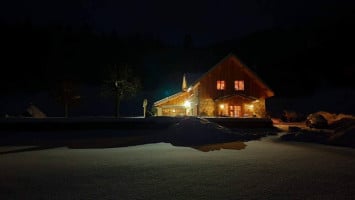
[184,100,191,108]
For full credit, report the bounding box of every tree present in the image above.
[102,64,140,118]
[54,80,81,117]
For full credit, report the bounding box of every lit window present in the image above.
[217,80,225,90]
[234,80,244,91]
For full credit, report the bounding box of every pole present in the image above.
[143,99,148,118]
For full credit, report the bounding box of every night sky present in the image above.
[0,0,354,116]
[1,0,354,46]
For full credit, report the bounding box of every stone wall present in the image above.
[253,98,266,117]
[199,98,215,116]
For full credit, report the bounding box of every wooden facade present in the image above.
[154,54,274,117]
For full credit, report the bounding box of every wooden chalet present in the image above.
[153,53,274,117]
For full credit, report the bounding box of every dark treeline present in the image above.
[1,16,354,98]
[0,21,165,93]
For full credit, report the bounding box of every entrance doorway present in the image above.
[229,105,241,117]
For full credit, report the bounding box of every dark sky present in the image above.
[1,0,354,46]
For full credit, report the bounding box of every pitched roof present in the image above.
[191,53,274,97]
[153,91,186,106]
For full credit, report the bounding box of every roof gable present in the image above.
[193,53,274,97]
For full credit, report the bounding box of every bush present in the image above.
[305,113,328,129]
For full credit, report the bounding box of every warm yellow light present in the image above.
[249,104,254,109]
[172,109,176,113]
[184,100,191,108]
[219,104,224,109]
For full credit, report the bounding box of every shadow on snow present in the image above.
[0,117,279,154]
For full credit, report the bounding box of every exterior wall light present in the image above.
[184,100,191,108]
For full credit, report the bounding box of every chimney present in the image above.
[182,73,187,91]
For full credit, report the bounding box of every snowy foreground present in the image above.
[1,136,355,199]
[0,117,355,199]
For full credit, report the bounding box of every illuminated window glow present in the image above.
[234,80,244,91]
[217,80,225,90]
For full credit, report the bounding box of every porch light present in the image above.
[219,104,224,109]
[184,100,191,108]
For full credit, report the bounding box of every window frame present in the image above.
[234,80,245,91]
[216,80,226,90]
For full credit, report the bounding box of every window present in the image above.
[216,80,225,90]
[234,80,244,91]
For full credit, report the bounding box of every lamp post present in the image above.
[114,81,119,118]
[143,99,148,118]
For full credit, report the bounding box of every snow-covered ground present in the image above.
[0,133,355,200]
[0,117,354,199]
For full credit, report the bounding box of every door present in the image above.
[229,105,241,117]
